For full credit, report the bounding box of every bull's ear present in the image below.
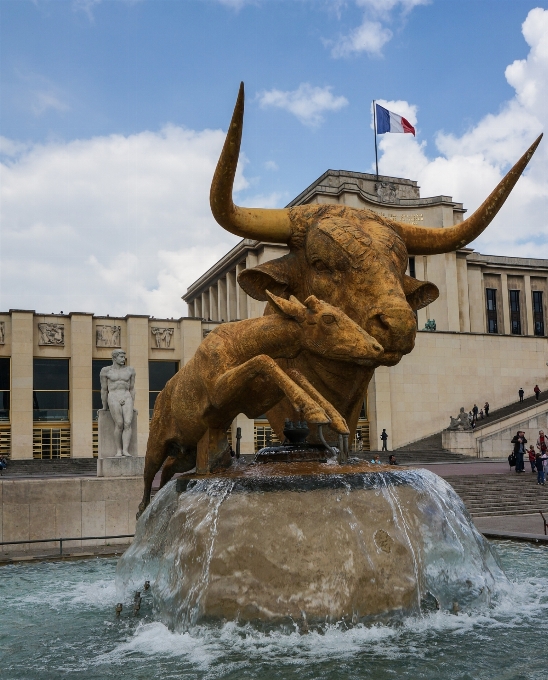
[237,253,294,301]
[265,290,306,321]
[403,275,439,311]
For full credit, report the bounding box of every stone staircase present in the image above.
[387,432,474,464]
[1,458,97,477]
[447,472,548,517]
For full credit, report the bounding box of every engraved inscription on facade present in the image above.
[375,211,424,225]
[38,323,65,346]
[0,321,4,345]
[151,327,174,349]
[96,325,121,348]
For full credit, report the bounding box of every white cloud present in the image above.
[0,125,254,316]
[330,0,430,58]
[373,8,548,257]
[264,160,279,171]
[257,83,348,127]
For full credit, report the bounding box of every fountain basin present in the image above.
[117,463,504,630]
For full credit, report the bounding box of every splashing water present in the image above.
[116,467,506,630]
[2,542,548,679]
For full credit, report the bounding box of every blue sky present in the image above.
[1,0,547,316]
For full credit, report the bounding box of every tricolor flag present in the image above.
[375,103,415,136]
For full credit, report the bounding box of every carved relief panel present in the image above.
[38,323,65,346]
[0,321,4,345]
[151,327,174,349]
[96,324,121,348]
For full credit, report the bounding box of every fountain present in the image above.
[116,84,541,632]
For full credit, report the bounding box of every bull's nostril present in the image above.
[378,314,390,328]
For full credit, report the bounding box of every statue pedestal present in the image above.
[442,429,476,456]
[97,409,143,477]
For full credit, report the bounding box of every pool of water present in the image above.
[1,541,547,680]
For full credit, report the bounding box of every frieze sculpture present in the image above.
[447,407,473,431]
[0,321,4,345]
[96,324,121,348]
[38,323,64,345]
[99,349,136,457]
[151,327,174,348]
[423,319,436,331]
[375,181,397,203]
[139,83,541,514]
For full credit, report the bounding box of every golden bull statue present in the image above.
[139,83,541,516]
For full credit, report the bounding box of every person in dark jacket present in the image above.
[536,452,545,485]
[511,431,527,472]
[519,388,525,402]
[484,401,490,417]
[380,429,388,451]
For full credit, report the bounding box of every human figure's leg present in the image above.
[121,400,134,455]
[108,398,124,456]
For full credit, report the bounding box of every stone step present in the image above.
[1,459,97,476]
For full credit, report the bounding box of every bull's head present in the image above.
[210,83,542,366]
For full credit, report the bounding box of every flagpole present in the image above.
[373,100,379,180]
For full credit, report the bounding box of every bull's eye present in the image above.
[313,260,329,272]
[322,314,335,325]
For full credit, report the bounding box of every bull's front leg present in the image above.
[285,369,349,434]
[211,355,330,425]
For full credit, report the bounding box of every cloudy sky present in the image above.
[1,0,547,317]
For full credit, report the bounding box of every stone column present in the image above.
[456,254,471,333]
[180,319,202,367]
[201,291,209,321]
[227,270,237,321]
[445,252,460,332]
[126,316,149,456]
[524,275,534,336]
[501,273,510,334]
[236,263,247,319]
[367,366,392,452]
[210,285,219,322]
[10,311,34,459]
[218,277,227,322]
[70,313,93,458]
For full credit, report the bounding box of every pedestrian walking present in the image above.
[519,388,525,402]
[380,428,388,451]
[479,408,484,420]
[528,446,537,473]
[534,384,541,401]
[511,430,527,473]
[536,452,545,485]
[484,401,490,417]
[472,404,479,422]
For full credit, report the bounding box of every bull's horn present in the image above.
[393,134,543,255]
[210,82,292,242]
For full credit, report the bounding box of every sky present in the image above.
[1,0,547,317]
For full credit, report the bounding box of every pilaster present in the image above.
[126,316,150,456]
[367,367,392,452]
[70,314,93,458]
[10,312,34,459]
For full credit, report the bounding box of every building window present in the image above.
[485,289,498,334]
[149,361,179,418]
[0,357,9,422]
[533,291,545,336]
[33,358,69,422]
[408,257,416,279]
[92,360,111,420]
[509,290,522,335]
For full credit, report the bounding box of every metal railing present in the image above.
[0,534,134,556]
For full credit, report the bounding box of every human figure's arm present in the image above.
[129,368,136,405]
[100,369,109,410]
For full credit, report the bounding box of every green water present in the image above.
[1,541,547,680]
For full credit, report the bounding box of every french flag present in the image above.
[375,103,415,136]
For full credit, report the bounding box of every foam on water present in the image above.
[3,544,548,679]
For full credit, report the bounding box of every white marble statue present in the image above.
[99,349,136,457]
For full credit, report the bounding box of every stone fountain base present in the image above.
[117,462,504,630]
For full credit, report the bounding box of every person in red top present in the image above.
[537,430,547,455]
[534,385,541,401]
[528,446,537,473]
